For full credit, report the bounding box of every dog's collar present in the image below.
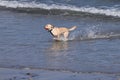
[49,27,55,37]
[50,27,54,31]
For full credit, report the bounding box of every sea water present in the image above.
[0,0,120,80]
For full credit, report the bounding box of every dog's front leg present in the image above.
[64,32,69,41]
[57,35,60,40]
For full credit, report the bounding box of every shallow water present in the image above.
[0,9,120,76]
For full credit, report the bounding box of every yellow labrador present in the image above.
[44,24,77,40]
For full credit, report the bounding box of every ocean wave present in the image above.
[0,0,120,18]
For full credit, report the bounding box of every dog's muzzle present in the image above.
[44,27,49,30]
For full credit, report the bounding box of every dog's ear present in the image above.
[51,25,55,28]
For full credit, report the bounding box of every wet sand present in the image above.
[0,67,119,80]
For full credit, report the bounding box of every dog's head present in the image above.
[44,24,54,31]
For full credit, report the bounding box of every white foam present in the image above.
[0,0,120,17]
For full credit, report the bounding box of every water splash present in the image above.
[69,26,120,41]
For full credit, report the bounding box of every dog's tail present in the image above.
[69,26,77,31]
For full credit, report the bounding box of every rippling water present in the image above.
[0,0,120,80]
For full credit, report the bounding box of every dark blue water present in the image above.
[13,0,120,7]
[0,0,120,80]
[0,0,120,17]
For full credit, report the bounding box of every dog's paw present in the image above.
[53,38,57,40]
[53,38,61,41]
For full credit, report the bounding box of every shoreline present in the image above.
[0,67,118,80]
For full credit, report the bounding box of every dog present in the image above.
[44,24,77,40]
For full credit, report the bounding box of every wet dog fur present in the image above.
[44,24,77,41]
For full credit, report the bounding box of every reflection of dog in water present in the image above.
[51,42,68,51]
[44,24,77,40]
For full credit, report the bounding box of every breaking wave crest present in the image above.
[0,0,120,18]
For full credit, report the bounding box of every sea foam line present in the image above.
[0,0,120,17]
